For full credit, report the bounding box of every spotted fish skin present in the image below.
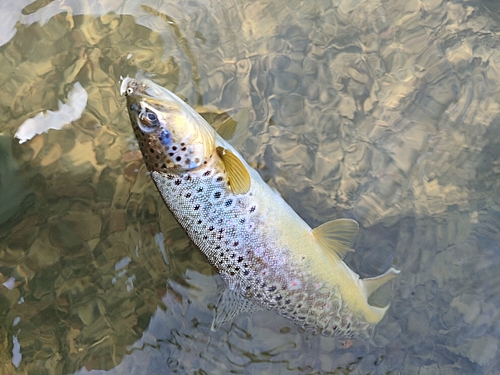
[121,77,399,337]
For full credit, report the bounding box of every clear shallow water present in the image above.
[1,0,500,373]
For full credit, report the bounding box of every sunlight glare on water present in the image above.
[1,0,500,373]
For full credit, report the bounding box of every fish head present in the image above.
[121,77,216,173]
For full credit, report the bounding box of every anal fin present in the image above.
[212,288,263,331]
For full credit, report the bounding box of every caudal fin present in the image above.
[361,267,400,298]
[360,267,400,323]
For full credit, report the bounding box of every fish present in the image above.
[121,77,400,337]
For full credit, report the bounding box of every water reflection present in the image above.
[0,0,500,373]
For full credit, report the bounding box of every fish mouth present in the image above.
[121,77,183,113]
[120,77,149,98]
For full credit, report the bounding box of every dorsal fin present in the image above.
[312,218,359,261]
[216,109,249,149]
[216,146,251,195]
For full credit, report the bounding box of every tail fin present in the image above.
[361,267,400,298]
[361,267,400,323]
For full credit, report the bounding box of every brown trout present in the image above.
[121,77,400,337]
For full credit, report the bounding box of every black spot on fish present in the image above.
[185,158,190,164]
[237,256,243,262]
[172,146,177,151]
[230,271,235,276]
[250,206,256,213]
[268,286,276,292]
[185,193,191,198]
[216,176,223,182]
[167,175,174,179]
[243,270,249,276]
[230,253,236,258]
[194,204,200,210]
[168,152,174,156]
[181,142,185,146]
[195,157,200,163]
[233,241,239,247]
[275,295,282,301]
[197,219,202,224]
[162,164,167,169]
[176,156,182,162]
[197,187,203,192]
[175,179,181,185]
[235,267,240,271]
[214,191,221,199]
[209,226,214,231]
[225,199,232,207]
[239,218,245,224]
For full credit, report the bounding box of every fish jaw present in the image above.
[121,77,217,173]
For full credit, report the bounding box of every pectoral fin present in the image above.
[216,146,251,195]
[216,109,249,149]
[212,288,263,331]
[312,218,359,261]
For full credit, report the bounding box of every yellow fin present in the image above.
[312,218,359,261]
[216,146,251,195]
[216,109,249,149]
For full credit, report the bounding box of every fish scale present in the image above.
[151,166,359,336]
[122,77,400,338]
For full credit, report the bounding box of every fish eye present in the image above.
[147,112,157,122]
[126,87,134,95]
[138,109,160,133]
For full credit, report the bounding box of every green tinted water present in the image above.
[1,0,500,373]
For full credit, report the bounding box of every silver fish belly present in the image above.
[121,77,400,337]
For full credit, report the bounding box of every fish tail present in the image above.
[365,304,391,324]
[360,267,400,324]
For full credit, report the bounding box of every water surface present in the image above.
[1,0,500,373]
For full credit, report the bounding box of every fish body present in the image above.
[121,77,399,337]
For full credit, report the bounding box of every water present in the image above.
[1,0,500,373]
